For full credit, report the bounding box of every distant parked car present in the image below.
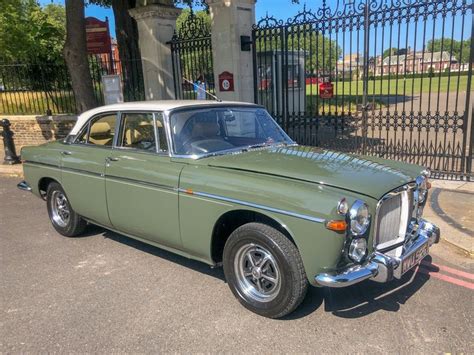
[18,100,440,318]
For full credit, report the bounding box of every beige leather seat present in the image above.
[123,121,154,147]
[89,122,113,146]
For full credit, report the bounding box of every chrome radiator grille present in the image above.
[375,187,415,249]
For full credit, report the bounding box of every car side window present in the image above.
[119,112,156,151]
[88,114,117,146]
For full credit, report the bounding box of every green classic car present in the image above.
[18,100,440,318]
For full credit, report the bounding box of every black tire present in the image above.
[223,222,308,318]
[46,182,86,237]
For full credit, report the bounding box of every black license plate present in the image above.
[401,242,429,275]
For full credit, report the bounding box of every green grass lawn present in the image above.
[307,75,469,96]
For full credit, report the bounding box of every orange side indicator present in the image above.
[326,220,347,232]
[185,188,194,195]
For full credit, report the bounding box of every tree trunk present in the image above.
[63,0,97,112]
[112,0,144,101]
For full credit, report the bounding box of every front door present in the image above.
[105,112,184,249]
[61,112,118,227]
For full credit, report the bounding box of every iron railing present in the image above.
[0,56,145,115]
[252,0,473,179]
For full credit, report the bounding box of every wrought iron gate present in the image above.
[252,0,473,179]
[169,11,215,100]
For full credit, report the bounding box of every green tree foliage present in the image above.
[0,0,69,112]
[427,38,471,64]
[176,8,211,34]
[382,47,398,58]
[0,0,65,63]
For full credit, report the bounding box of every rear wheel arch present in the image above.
[210,209,297,264]
[38,177,60,199]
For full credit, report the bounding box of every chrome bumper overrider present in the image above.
[17,180,32,192]
[315,219,440,288]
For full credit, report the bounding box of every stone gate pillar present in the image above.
[206,0,256,103]
[130,2,181,100]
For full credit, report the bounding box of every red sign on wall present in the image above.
[218,71,234,92]
[86,17,112,54]
[319,81,334,99]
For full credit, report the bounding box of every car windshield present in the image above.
[169,107,293,156]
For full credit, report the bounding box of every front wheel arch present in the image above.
[210,209,297,264]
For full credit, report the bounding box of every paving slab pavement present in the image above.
[424,183,474,256]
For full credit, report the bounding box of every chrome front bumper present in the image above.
[315,219,440,288]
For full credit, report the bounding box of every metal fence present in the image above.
[252,0,473,179]
[169,11,215,100]
[0,56,144,115]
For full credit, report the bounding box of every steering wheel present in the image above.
[181,136,207,151]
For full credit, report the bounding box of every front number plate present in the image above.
[401,242,429,275]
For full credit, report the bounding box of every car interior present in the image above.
[172,109,277,155]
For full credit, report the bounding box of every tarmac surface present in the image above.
[1,176,473,353]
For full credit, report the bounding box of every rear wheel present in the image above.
[46,182,86,237]
[223,222,308,318]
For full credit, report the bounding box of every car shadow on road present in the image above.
[95,227,226,282]
[320,256,432,319]
[86,224,432,320]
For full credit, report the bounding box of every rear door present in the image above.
[105,111,184,249]
[61,112,118,227]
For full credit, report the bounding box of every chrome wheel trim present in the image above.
[51,190,70,228]
[234,243,281,303]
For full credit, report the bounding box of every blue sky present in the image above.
[41,0,471,57]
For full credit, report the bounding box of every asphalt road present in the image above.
[1,177,473,353]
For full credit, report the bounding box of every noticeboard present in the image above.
[101,75,123,105]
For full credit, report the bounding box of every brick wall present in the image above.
[0,115,77,154]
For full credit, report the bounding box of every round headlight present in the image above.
[349,238,367,263]
[349,200,371,235]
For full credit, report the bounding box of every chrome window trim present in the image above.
[373,182,417,250]
[178,188,325,224]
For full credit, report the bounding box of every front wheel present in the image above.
[223,223,308,318]
[46,182,86,237]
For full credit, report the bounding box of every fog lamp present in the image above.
[349,238,367,263]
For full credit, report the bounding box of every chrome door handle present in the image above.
[61,151,72,156]
[106,157,119,162]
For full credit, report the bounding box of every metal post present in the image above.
[0,119,21,165]
[252,28,258,104]
[361,1,371,155]
[462,3,474,180]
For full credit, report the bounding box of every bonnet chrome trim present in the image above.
[178,188,325,224]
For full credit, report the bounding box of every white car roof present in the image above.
[69,100,259,135]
